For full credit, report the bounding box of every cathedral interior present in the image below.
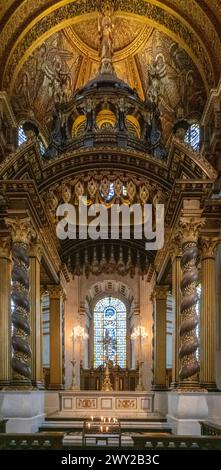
[0,0,221,450]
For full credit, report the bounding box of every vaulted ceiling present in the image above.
[0,0,221,141]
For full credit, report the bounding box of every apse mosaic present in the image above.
[12,19,207,144]
[94,296,127,369]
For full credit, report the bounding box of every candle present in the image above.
[108,417,111,423]
[87,423,90,429]
[100,425,103,432]
[101,416,103,421]
[91,416,94,421]
[104,418,106,423]
[106,426,109,432]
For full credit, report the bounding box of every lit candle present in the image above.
[104,418,106,423]
[106,426,109,432]
[91,416,94,421]
[100,425,103,432]
[113,418,115,423]
[108,417,111,423]
[87,423,90,429]
[101,416,103,421]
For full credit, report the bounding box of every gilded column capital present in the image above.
[5,217,35,245]
[0,237,11,258]
[48,285,66,300]
[176,217,205,244]
[200,237,221,258]
[153,285,169,301]
[29,241,42,262]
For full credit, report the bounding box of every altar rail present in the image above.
[199,421,221,436]
[132,435,221,450]
[1,433,221,450]
[0,432,65,450]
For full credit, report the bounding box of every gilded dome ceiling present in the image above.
[11,14,206,144]
[1,1,221,144]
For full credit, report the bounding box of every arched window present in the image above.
[17,123,46,157]
[94,296,127,368]
[18,125,27,146]
[185,122,200,150]
[100,182,115,202]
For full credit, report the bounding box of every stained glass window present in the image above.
[94,296,127,368]
[18,125,27,146]
[185,123,200,151]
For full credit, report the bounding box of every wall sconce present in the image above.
[131,326,148,340]
[131,325,148,391]
[71,325,89,340]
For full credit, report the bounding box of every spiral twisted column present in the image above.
[6,217,34,387]
[178,217,205,390]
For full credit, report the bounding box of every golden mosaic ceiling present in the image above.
[1,0,221,142]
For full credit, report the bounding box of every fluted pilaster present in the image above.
[29,241,44,389]
[152,286,168,390]
[6,217,34,387]
[200,237,220,390]
[48,285,65,389]
[177,217,204,390]
[0,238,12,387]
[170,243,182,389]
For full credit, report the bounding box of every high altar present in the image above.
[58,391,154,419]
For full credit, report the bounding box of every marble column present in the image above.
[170,245,182,389]
[5,217,34,387]
[29,242,44,389]
[152,286,168,390]
[177,216,204,390]
[0,238,12,387]
[200,237,220,390]
[48,286,64,389]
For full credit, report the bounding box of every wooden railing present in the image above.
[1,432,221,450]
[0,432,65,450]
[132,434,221,450]
[0,420,7,433]
[199,421,221,436]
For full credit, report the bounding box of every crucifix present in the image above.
[100,332,116,391]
